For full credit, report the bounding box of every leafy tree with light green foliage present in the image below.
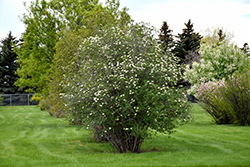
[184,43,249,95]
[201,27,234,46]
[16,0,131,95]
[46,1,131,117]
[62,23,192,153]
[16,0,62,94]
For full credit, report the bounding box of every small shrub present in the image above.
[38,97,49,111]
[46,94,68,118]
[34,93,67,118]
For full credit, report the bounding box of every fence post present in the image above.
[10,94,12,106]
[28,94,30,106]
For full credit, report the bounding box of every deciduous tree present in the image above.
[201,27,234,46]
[16,0,131,95]
[184,43,249,95]
[46,0,131,117]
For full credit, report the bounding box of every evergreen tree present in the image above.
[241,43,250,57]
[0,32,22,94]
[158,21,174,53]
[218,29,226,42]
[173,19,202,64]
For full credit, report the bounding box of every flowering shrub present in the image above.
[196,80,233,124]
[62,23,192,153]
[218,70,250,126]
[196,70,250,125]
[184,43,249,95]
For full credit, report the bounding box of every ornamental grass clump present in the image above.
[62,23,192,153]
[196,70,250,126]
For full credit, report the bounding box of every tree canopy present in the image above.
[201,27,234,46]
[38,0,132,116]
[16,0,131,95]
[184,43,249,95]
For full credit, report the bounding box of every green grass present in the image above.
[1,104,250,167]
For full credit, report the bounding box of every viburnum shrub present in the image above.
[196,70,250,125]
[62,23,192,153]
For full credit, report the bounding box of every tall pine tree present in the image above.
[158,21,174,53]
[0,32,22,94]
[173,19,202,64]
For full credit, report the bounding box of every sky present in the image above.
[0,0,250,47]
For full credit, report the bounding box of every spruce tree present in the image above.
[218,29,226,42]
[173,19,202,64]
[241,43,250,57]
[0,32,21,94]
[158,21,174,53]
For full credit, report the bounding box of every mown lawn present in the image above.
[0,104,250,167]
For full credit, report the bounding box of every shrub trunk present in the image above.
[103,126,144,153]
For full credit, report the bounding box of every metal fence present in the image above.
[0,94,38,106]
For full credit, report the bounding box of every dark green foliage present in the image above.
[0,32,24,94]
[173,19,202,64]
[158,21,174,53]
